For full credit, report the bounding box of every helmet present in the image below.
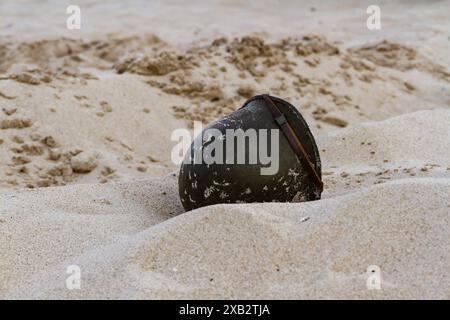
[178,94,323,211]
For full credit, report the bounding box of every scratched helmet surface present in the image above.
[178,94,322,211]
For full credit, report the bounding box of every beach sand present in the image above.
[0,0,449,299]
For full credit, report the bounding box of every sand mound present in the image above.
[3,177,449,299]
[319,110,450,196]
[321,109,450,167]
[1,109,449,299]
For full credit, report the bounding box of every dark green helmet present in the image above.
[178,94,323,211]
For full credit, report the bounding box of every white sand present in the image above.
[0,0,449,299]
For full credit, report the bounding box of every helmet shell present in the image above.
[178,94,322,211]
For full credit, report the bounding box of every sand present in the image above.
[0,0,449,299]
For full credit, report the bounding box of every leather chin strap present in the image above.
[262,94,324,193]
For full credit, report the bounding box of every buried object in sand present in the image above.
[178,94,323,211]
